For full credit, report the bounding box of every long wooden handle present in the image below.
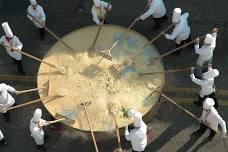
[130,24,174,59]
[90,2,111,47]
[91,24,104,48]
[108,5,150,53]
[82,104,99,152]
[27,13,74,53]
[151,28,223,65]
[17,87,46,94]
[139,68,191,76]
[45,118,66,126]
[139,65,208,76]
[18,50,58,69]
[108,19,138,52]
[161,35,205,59]
[6,95,54,112]
[113,114,122,149]
[0,43,58,69]
[155,90,223,135]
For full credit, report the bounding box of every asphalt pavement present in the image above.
[0,0,228,151]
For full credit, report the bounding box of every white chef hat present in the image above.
[172,8,181,23]
[203,98,215,110]
[93,0,101,7]
[127,108,136,117]
[202,68,219,79]
[2,22,13,38]
[33,108,42,122]
[30,0,37,5]
[0,130,4,140]
[204,34,213,45]
[133,112,142,127]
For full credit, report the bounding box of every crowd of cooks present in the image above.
[0,0,226,151]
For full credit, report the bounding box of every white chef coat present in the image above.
[0,83,16,112]
[27,5,46,28]
[30,118,47,145]
[200,107,227,134]
[190,74,215,97]
[0,130,4,140]
[165,13,190,44]
[0,36,23,60]
[125,121,147,152]
[91,1,110,24]
[195,33,217,66]
[140,0,166,20]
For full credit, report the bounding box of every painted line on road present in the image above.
[0,74,36,82]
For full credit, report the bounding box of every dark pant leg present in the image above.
[195,123,208,134]
[208,92,219,108]
[99,18,107,24]
[0,138,6,145]
[3,112,10,122]
[174,41,184,55]
[195,96,205,106]
[183,35,194,48]
[132,150,144,152]
[16,60,25,74]
[153,17,162,29]
[12,58,24,74]
[153,15,168,29]
[209,129,216,139]
[78,0,84,11]
[39,28,45,40]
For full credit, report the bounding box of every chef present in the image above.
[91,0,112,25]
[194,28,218,78]
[125,109,147,152]
[139,0,167,30]
[30,109,48,151]
[164,8,191,55]
[191,98,226,141]
[0,130,6,145]
[0,83,18,121]
[190,65,219,108]
[27,0,46,40]
[0,22,25,75]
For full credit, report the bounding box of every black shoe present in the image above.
[36,145,46,151]
[0,138,6,145]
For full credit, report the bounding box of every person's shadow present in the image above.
[191,137,211,152]
[176,133,211,152]
[144,101,202,152]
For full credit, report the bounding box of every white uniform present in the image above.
[0,83,16,111]
[0,35,23,60]
[190,73,215,97]
[125,112,147,152]
[165,13,190,44]
[200,107,227,134]
[30,109,48,145]
[91,0,111,24]
[140,0,166,20]
[0,130,4,140]
[27,5,46,28]
[195,33,217,66]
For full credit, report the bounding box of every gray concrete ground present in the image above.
[0,0,228,151]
